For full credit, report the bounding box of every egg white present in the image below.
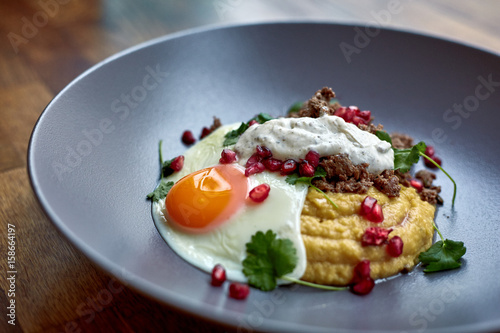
[152,123,308,283]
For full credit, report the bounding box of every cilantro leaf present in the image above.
[250,112,273,124]
[393,142,426,173]
[223,113,274,146]
[286,167,338,209]
[419,239,466,273]
[223,122,249,146]
[146,181,174,202]
[287,101,304,115]
[285,167,327,186]
[242,230,297,291]
[161,157,176,177]
[376,130,457,205]
[375,130,392,145]
[376,131,426,172]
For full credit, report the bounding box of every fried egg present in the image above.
[152,123,308,283]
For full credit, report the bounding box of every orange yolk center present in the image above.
[165,164,249,233]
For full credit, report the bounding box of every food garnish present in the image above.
[242,230,346,292]
[210,264,227,286]
[375,130,457,206]
[147,140,176,202]
[223,113,273,146]
[419,224,466,272]
[286,167,338,209]
[146,181,173,202]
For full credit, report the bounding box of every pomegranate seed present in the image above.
[263,158,283,171]
[343,107,355,122]
[170,156,184,172]
[367,203,384,223]
[424,145,435,157]
[256,145,272,158]
[358,110,371,121]
[219,149,237,164]
[350,260,375,295]
[424,156,442,169]
[181,130,196,145]
[245,153,262,167]
[245,162,265,177]
[409,178,423,192]
[249,183,271,202]
[200,127,211,139]
[248,120,258,126]
[360,196,376,215]
[280,159,298,175]
[211,264,226,286]
[305,150,320,168]
[348,105,360,112]
[387,236,404,257]
[360,196,384,223]
[229,282,250,300]
[352,260,371,282]
[299,160,315,177]
[351,116,367,126]
[334,106,347,118]
[351,277,375,295]
[361,227,393,246]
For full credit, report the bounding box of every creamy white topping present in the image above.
[234,115,394,174]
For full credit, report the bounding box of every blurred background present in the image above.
[1,1,499,332]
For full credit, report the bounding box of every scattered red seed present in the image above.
[358,110,371,121]
[181,130,196,145]
[386,236,404,257]
[229,282,250,300]
[351,277,375,295]
[299,160,316,177]
[219,149,237,164]
[211,264,226,286]
[360,196,384,223]
[424,145,435,158]
[334,105,370,126]
[248,119,259,126]
[305,150,320,168]
[280,159,298,175]
[263,158,283,171]
[352,260,371,282]
[361,227,393,246]
[200,127,211,139]
[351,116,365,126]
[245,153,262,168]
[343,106,356,122]
[360,196,376,215]
[256,145,272,158]
[170,156,184,172]
[368,203,384,223]
[409,178,424,192]
[350,260,375,295]
[249,183,271,203]
[424,156,442,169]
[245,162,265,177]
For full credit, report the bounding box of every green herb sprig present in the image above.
[419,223,466,272]
[242,230,346,291]
[223,113,273,146]
[146,140,174,202]
[285,167,338,209]
[375,131,457,206]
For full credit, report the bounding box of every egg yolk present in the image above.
[165,164,249,233]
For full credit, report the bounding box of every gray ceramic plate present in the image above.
[29,22,500,332]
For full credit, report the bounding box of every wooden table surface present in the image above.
[1,1,499,332]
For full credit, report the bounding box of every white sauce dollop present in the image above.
[234,115,394,174]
